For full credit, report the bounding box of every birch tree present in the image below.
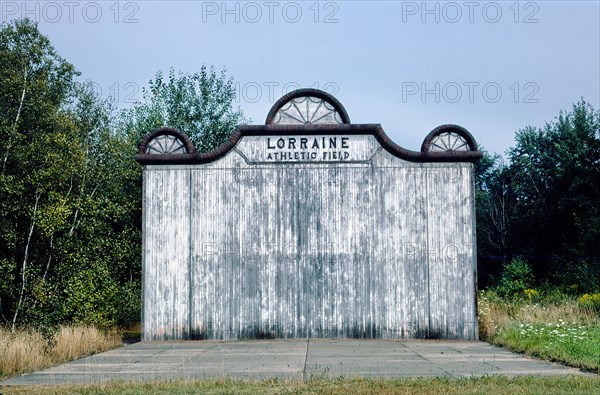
[0,19,80,326]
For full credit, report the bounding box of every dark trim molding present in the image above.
[135,123,482,165]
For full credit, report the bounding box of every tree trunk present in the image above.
[11,190,40,330]
[2,69,27,175]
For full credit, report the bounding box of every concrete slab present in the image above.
[0,340,591,386]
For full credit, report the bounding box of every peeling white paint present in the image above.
[141,138,477,341]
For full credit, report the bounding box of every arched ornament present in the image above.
[137,127,196,156]
[146,134,187,154]
[429,132,470,152]
[266,88,350,125]
[421,125,478,153]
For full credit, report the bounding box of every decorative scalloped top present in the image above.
[135,89,481,165]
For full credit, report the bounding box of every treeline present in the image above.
[0,19,245,329]
[476,101,600,293]
[0,19,598,329]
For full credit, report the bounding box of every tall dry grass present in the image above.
[478,291,600,340]
[0,325,121,379]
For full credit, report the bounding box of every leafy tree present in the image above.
[119,67,249,151]
[506,100,600,290]
[1,19,250,329]
[50,81,143,328]
[0,18,80,327]
[475,149,512,286]
[0,20,143,328]
[476,100,600,292]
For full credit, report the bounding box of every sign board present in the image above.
[235,135,380,163]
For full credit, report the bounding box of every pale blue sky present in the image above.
[2,0,599,155]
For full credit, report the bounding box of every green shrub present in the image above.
[578,293,600,315]
[114,281,142,328]
[494,258,534,298]
[550,260,600,294]
[61,265,119,329]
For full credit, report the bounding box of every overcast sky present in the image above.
[2,0,599,155]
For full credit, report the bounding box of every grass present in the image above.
[1,294,598,393]
[0,325,122,380]
[1,376,600,395]
[478,290,600,374]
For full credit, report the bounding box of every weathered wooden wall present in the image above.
[141,134,477,341]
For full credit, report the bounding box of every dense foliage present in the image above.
[476,101,600,292]
[0,19,246,329]
[0,19,140,329]
[118,67,248,151]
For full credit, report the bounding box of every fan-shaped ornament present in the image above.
[428,131,471,152]
[146,134,187,155]
[272,96,344,125]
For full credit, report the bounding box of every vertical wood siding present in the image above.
[142,170,190,341]
[142,149,478,340]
